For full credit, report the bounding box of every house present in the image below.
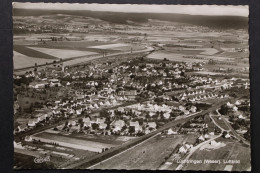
[113,120,125,129]
[68,120,76,126]
[25,136,33,142]
[183,110,190,115]
[84,121,91,127]
[238,114,246,119]
[163,112,171,119]
[117,90,137,101]
[179,145,188,153]
[198,135,205,141]
[29,81,49,89]
[17,124,28,132]
[96,117,106,124]
[130,121,141,131]
[225,133,231,139]
[28,119,37,127]
[190,106,197,113]
[209,140,218,146]
[70,125,80,132]
[168,128,178,135]
[99,123,107,129]
[179,105,185,111]
[233,106,238,112]
[204,134,210,139]
[226,102,233,108]
[83,117,91,123]
[147,122,157,129]
[117,107,124,112]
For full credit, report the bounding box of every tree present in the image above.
[244,128,251,141]
[108,69,113,73]
[222,131,228,138]
[231,122,240,130]
[129,126,135,134]
[100,109,109,118]
[78,118,83,124]
[219,105,229,115]
[92,123,99,130]
[65,120,68,127]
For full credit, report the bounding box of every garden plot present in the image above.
[32,132,116,153]
[27,47,98,59]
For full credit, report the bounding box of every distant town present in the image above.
[13,5,250,171]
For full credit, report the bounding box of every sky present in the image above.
[13,3,249,17]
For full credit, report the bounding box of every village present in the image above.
[13,51,250,170]
[12,4,250,170]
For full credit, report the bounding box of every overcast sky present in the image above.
[13,3,248,17]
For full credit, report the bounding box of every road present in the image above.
[64,98,231,169]
[216,109,250,146]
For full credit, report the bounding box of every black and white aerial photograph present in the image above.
[12,3,250,171]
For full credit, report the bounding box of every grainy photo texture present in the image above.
[13,3,250,171]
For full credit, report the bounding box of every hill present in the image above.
[13,8,248,30]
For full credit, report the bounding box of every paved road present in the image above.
[64,98,231,169]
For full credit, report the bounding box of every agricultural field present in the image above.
[13,51,54,69]
[27,47,98,59]
[91,134,198,170]
[88,43,129,49]
[147,51,206,63]
[32,132,117,152]
[69,133,136,145]
[182,138,251,171]
[14,45,58,60]
[199,48,219,55]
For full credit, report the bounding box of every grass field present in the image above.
[211,115,230,131]
[33,132,116,152]
[92,134,198,170]
[27,47,98,59]
[13,51,54,69]
[182,139,251,171]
